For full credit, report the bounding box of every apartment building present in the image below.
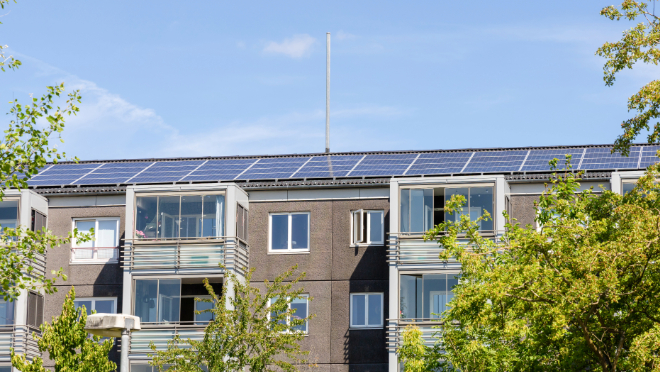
[0,144,653,372]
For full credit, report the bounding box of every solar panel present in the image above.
[348,154,417,177]
[181,159,256,181]
[579,147,640,170]
[520,148,584,172]
[238,157,310,180]
[462,151,527,173]
[293,155,362,178]
[21,145,660,187]
[406,152,472,175]
[639,145,660,168]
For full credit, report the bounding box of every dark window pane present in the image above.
[180,195,203,238]
[95,300,115,314]
[291,297,308,332]
[136,197,158,239]
[135,280,158,323]
[291,214,309,249]
[271,215,288,250]
[423,274,447,319]
[158,196,180,239]
[0,300,14,325]
[367,294,382,326]
[623,182,635,195]
[352,295,366,326]
[400,189,410,232]
[74,300,93,316]
[158,279,181,323]
[0,200,17,230]
[470,187,493,231]
[445,188,469,225]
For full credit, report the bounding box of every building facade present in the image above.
[0,144,653,371]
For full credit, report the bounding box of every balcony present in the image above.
[130,323,205,353]
[122,237,248,272]
[386,320,441,351]
[0,325,41,359]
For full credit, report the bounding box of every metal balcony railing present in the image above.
[0,325,41,359]
[386,232,503,266]
[386,319,443,351]
[130,323,206,354]
[122,237,248,273]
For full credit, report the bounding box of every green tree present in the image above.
[597,0,660,155]
[149,265,315,372]
[10,287,116,372]
[0,0,84,300]
[418,157,660,371]
[398,326,440,372]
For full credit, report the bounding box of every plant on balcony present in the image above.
[0,0,87,301]
[149,264,315,372]
[420,156,660,372]
[10,287,116,372]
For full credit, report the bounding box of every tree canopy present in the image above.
[11,287,117,372]
[598,0,660,155]
[149,265,315,372]
[406,158,660,371]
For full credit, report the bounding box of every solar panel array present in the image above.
[26,145,660,187]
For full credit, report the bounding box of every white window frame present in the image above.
[268,294,309,334]
[73,297,118,314]
[268,212,310,253]
[350,292,383,329]
[351,210,384,246]
[71,217,120,264]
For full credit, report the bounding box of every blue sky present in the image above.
[1,1,657,160]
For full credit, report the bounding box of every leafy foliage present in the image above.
[0,0,86,300]
[11,287,117,372]
[419,157,660,371]
[597,0,660,155]
[398,325,441,372]
[149,265,314,372]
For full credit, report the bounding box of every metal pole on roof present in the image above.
[325,32,331,153]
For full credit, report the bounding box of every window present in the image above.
[351,210,384,245]
[26,292,43,329]
[269,295,309,333]
[622,181,636,195]
[74,297,117,315]
[399,273,460,320]
[72,218,119,262]
[134,279,180,324]
[0,200,18,230]
[181,295,214,325]
[0,299,14,325]
[350,293,383,328]
[400,186,494,234]
[135,194,225,240]
[237,203,249,241]
[269,212,310,252]
[31,210,47,232]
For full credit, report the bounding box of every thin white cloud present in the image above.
[263,34,316,58]
[336,30,356,40]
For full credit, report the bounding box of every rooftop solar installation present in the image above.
[25,144,660,187]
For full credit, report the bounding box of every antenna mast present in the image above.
[325,32,330,153]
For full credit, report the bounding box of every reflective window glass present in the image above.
[352,294,366,326]
[180,195,203,238]
[158,279,181,323]
[622,182,635,195]
[291,214,309,249]
[0,300,15,325]
[0,200,17,230]
[158,196,180,239]
[135,279,158,323]
[291,297,308,332]
[271,215,288,250]
[135,196,158,239]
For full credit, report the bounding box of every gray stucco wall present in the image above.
[43,205,125,369]
[509,195,539,228]
[248,197,389,371]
